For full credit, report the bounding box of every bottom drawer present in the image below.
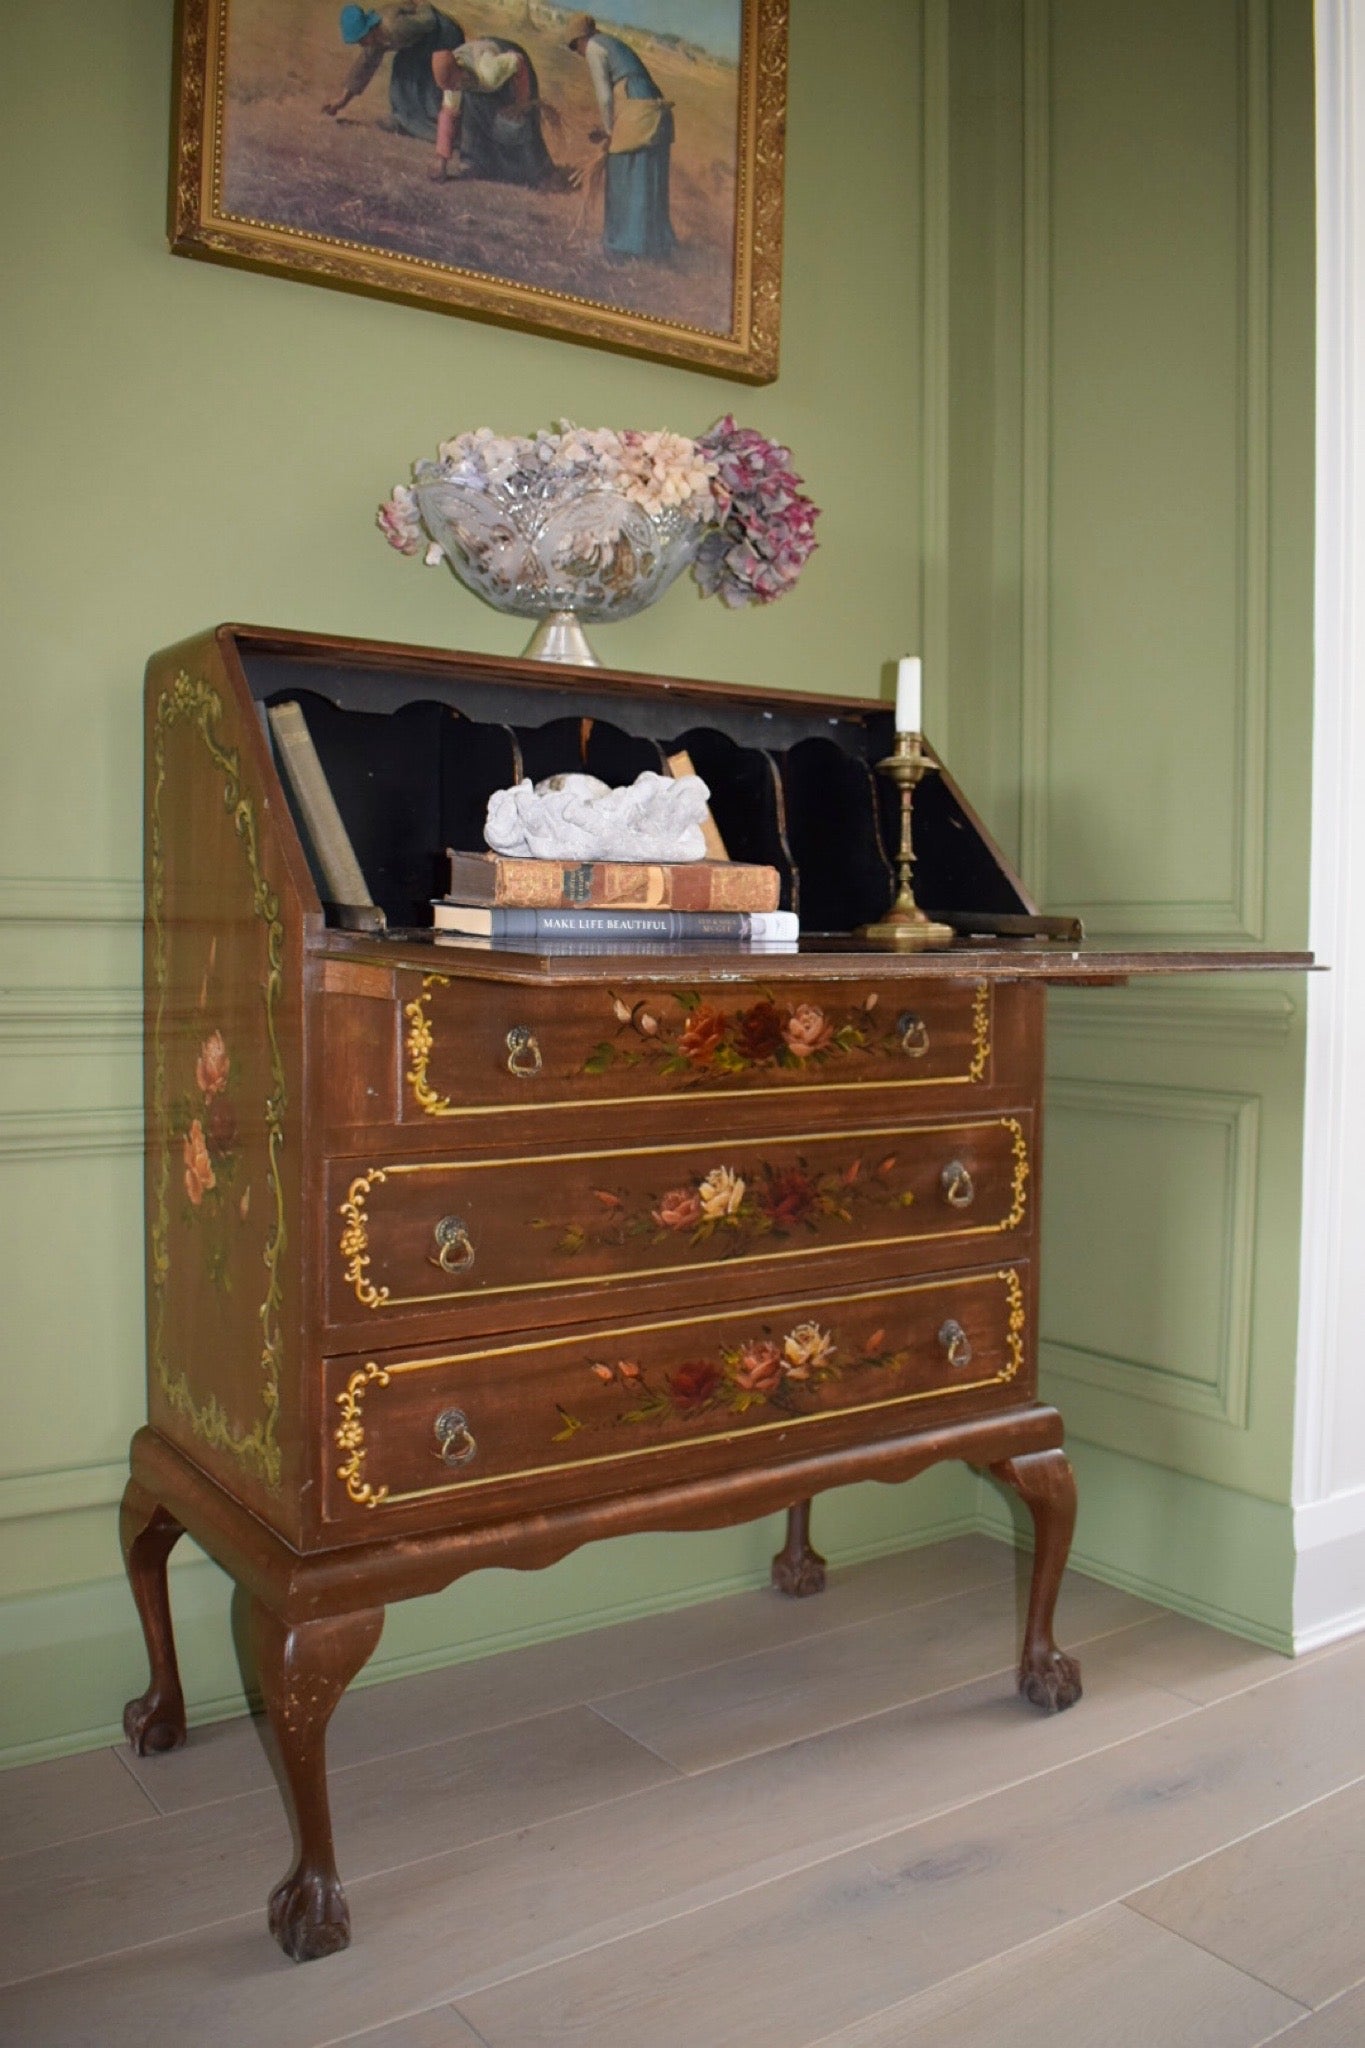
[325,1263,1032,1528]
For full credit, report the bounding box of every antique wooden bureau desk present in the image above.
[123,624,1308,1961]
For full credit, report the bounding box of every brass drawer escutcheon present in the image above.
[431,1215,475,1275]
[938,1319,973,1370]
[506,1026,543,1079]
[434,1407,478,1466]
[896,1011,930,1056]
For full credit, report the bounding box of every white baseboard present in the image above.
[1293,1485,1365,1649]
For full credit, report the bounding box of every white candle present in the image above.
[895,656,922,734]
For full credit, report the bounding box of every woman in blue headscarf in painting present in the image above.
[322,3,465,142]
[564,11,676,260]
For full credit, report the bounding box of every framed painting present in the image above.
[170,0,787,380]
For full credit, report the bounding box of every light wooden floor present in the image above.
[3,1534,1365,2047]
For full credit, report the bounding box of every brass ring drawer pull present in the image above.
[506,1026,543,1078]
[896,1011,930,1057]
[434,1407,478,1467]
[940,1160,975,1209]
[938,1320,973,1370]
[432,1216,475,1274]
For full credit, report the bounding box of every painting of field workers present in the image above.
[216,0,748,336]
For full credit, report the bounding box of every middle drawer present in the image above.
[328,1113,1032,1339]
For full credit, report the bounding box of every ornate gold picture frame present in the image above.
[170,0,787,380]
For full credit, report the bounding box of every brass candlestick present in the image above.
[860,731,955,946]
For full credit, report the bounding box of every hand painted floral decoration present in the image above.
[173,1019,246,1287]
[378,419,819,610]
[537,1148,916,1263]
[583,987,925,1083]
[554,1319,912,1441]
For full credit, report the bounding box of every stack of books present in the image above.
[432,850,798,945]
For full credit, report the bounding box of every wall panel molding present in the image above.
[1018,0,1272,939]
[0,1463,129,1524]
[0,1106,143,1161]
[1018,0,1052,892]
[0,877,141,925]
[1040,1077,1260,1427]
[0,986,141,1052]
[1048,982,1295,1048]
[921,0,953,741]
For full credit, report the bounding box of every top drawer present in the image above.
[396,970,994,1125]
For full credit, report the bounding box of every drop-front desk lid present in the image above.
[320,930,1315,987]
[180,624,1314,986]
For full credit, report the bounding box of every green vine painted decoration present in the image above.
[149,671,286,1490]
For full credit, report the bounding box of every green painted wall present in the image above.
[0,0,984,1766]
[952,0,1316,1648]
[0,0,1318,1764]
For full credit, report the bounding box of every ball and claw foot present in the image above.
[771,1547,827,1598]
[268,1868,352,1963]
[123,1687,187,1756]
[1019,1647,1083,1714]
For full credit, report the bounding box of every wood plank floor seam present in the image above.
[1111,1899,1324,2018]
[791,1900,1315,2048]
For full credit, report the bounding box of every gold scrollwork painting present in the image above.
[170,0,787,381]
[335,1361,392,1506]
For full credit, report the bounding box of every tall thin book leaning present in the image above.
[266,701,383,930]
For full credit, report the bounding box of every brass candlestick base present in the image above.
[859,731,955,947]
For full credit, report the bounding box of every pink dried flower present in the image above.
[693,416,819,609]
[376,484,425,556]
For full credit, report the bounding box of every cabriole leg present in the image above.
[771,1498,827,1597]
[990,1447,1083,1712]
[120,1477,188,1755]
[249,1598,384,1963]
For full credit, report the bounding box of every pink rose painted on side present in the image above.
[196,1029,230,1098]
[183,1119,216,1206]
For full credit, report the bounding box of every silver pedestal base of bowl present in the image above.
[521,611,601,666]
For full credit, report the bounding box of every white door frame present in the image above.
[1294,0,1365,1647]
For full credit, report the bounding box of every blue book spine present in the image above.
[491,908,796,941]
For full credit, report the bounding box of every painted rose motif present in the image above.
[782,1321,835,1381]
[653,1187,703,1232]
[698,1165,746,1219]
[537,1146,922,1263]
[566,1314,914,1439]
[205,1092,237,1154]
[195,1029,230,1097]
[735,999,785,1061]
[183,1119,216,1206]
[668,1360,723,1413]
[783,1003,834,1059]
[678,1004,727,1065]
[171,1000,247,1290]
[757,1164,818,1228]
[733,1339,784,1394]
[578,982,988,1088]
